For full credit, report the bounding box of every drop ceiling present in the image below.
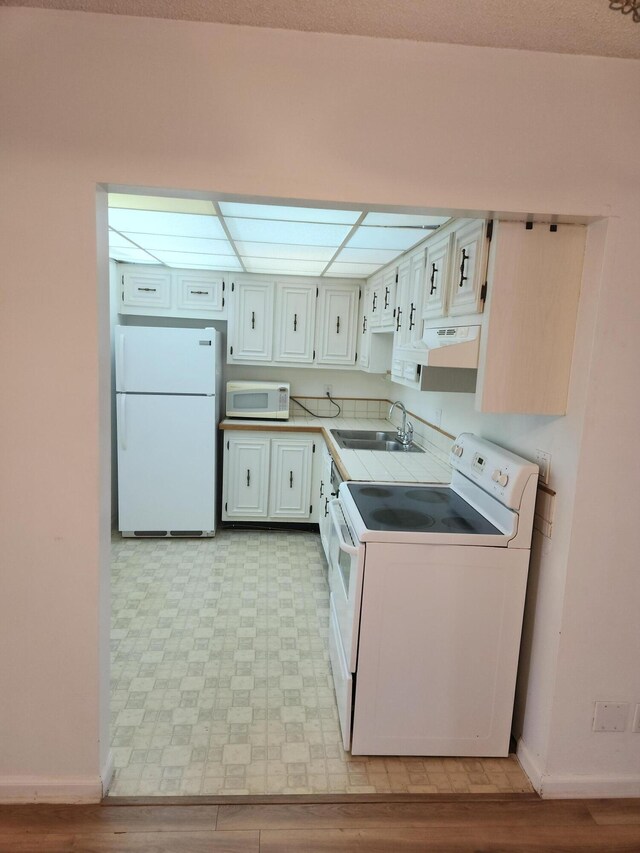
[108,195,449,278]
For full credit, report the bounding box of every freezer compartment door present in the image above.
[115,325,217,394]
[117,394,216,533]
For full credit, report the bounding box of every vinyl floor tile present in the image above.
[109,530,532,797]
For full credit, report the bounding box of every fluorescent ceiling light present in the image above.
[243,258,327,275]
[235,241,336,261]
[126,234,235,255]
[219,202,360,225]
[108,194,215,215]
[225,217,351,247]
[108,247,158,263]
[326,262,381,276]
[346,226,428,251]
[109,209,226,239]
[335,246,401,264]
[363,213,449,228]
[108,229,139,249]
[151,251,241,269]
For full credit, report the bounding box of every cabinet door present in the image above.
[224,435,270,518]
[380,269,396,329]
[407,251,425,346]
[122,268,172,309]
[315,283,359,365]
[269,438,313,519]
[368,274,382,329]
[448,220,487,317]
[228,279,274,362]
[358,283,370,369]
[176,272,225,315]
[423,232,452,319]
[394,259,411,348]
[274,282,316,363]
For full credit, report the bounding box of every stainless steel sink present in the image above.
[331,429,424,453]
[332,429,399,442]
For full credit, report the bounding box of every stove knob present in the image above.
[492,469,509,487]
[452,444,463,457]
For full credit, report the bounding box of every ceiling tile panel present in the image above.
[109,208,226,239]
[219,202,361,224]
[346,226,429,251]
[235,241,336,261]
[224,217,351,247]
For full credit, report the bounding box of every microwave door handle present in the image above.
[327,499,359,556]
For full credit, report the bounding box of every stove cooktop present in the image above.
[345,483,502,536]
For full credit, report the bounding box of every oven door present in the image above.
[327,498,365,673]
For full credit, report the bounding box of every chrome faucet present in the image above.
[388,400,414,447]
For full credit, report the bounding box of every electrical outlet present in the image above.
[633,704,640,733]
[593,701,629,732]
[324,384,333,398]
[535,449,551,484]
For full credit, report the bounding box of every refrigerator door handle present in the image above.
[116,331,125,388]
[118,394,127,450]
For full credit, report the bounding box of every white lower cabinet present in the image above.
[222,431,318,523]
[222,434,270,519]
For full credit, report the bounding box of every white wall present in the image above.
[0,8,638,800]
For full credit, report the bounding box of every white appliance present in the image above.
[115,325,221,537]
[326,433,538,757]
[226,380,290,420]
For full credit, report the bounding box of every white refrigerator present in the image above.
[115,325,221,536]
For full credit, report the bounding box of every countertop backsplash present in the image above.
[289,396,455,467]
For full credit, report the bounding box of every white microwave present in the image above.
[226,381,290,420]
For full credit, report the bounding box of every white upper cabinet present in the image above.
[273,281,316,364]
[121,268,172,310]
[225,274,362,368]
[176,271,225,314]
[407,250,426,346]
[315,282,360,365]
[228,278,274,362]
[422,232,452,320]
[119,265,228,319]
[448,219,488,317]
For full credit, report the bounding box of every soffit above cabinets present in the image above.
[108,194,450,278]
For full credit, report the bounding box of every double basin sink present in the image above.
[330,429,424,453]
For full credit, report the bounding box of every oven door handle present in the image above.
[328,499,359,556]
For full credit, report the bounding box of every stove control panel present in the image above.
[450,433,539,510]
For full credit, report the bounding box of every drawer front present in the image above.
[176,274,224,313]
[329,594,353,751]
[122,271,171,309]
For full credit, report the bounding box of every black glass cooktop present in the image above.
[346,483,502,535]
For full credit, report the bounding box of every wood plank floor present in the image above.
[0,796,638,851]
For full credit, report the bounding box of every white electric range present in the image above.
[326,432,539,757]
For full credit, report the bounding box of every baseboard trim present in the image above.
[540,773,640,799]
[101,749,114,798]
[516,737,544,793]
[0,775,104,803]
[517,737,640,798]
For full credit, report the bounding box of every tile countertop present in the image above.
[219,416,452,484]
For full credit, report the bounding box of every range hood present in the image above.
[405,325,481,368]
